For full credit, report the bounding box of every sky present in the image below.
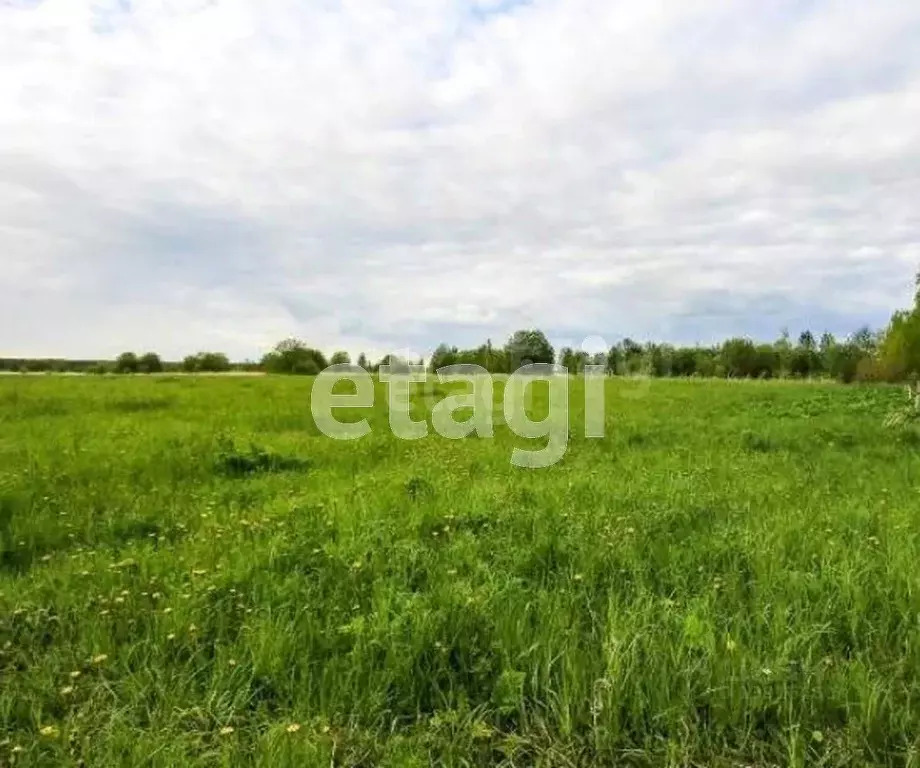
[2,0,919,362]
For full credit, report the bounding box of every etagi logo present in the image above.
[309,362,611,468]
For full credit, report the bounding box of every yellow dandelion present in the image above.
[60,686,74,696]
[162,607,173,615]
[12,745,24,754]
[91,654,108,665]
[228,659,238,667]
[69,670,81,679]
[166,633,176,641]
[286,723,301,733]
[219,726,234,736]
[114,598,125,605]
[39,725,59,738]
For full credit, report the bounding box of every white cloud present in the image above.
[1,0,919,359]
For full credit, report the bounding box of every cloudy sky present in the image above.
[2,0,919,362]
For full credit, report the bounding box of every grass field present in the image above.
[1,374,919,766]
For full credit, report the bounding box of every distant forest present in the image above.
[6,271,920,383]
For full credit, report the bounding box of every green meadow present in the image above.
[2,374,919,766]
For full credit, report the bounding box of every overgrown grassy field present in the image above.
[1,375,918,766]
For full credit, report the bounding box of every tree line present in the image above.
[6,270,920,382]
[0,327,889,382]
[0,351,254,375]
[427,327,882,382]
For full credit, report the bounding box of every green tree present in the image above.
[505,330,554,371]
[774,328,793,376]
[753,344,780,378]
[877,310,920,381]
[851,325,879,356]
[261,339,327,375]
[138,352,163,374]
[696,347,719,377]
[720,338,758,378]
[789,331,820,378]
[606,345,622,375]
[180,352,230,373]
[873,271,920,381]
[356,352,368,370]
[620,338,645,374]
[378,354,410,373]
[114,352,139,374]
[330,351,351,366]
[189,352,231,373]
[558,347,575,372]
[827,342,865,383]
[429,343,458,372]
[647,343,674,377]
[819,332,836,375]
[672,347,698,377]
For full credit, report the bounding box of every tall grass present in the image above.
[0,375,916,766]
